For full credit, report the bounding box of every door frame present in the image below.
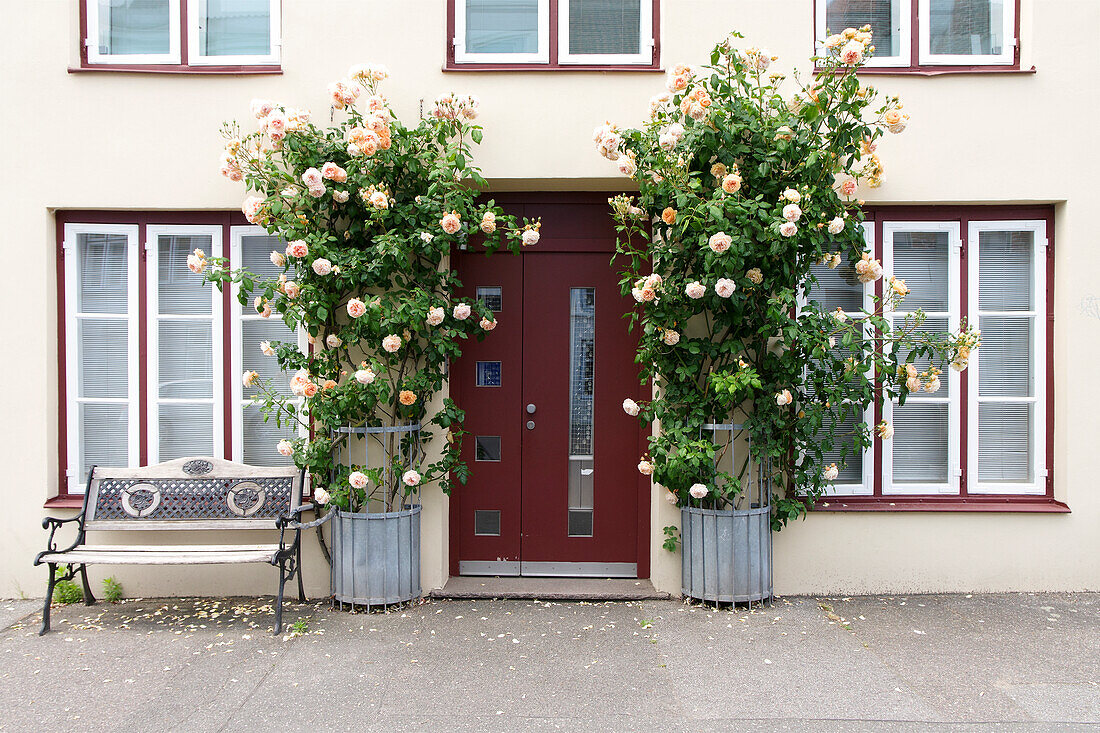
[448,191,651,579]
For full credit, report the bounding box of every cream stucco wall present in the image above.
[1,0,1097,599]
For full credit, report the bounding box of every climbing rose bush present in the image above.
[596,29,980,530]
[193,63,540,512]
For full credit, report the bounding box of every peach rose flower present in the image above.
[302,381,319,397]
[685,281,705,299]
[286,240,308,258]
[312,258,333,276]
[283,282,301,299]
[708,232,732,254]
[426,307,445,326]
[637,459,655,476]
[269,250,286,267]
[715,278,737,298]
[399,390,417,406]
[453,303,472,320]
[349,471,369,489]
[242,370,259,387]
[480,317,497,331]
[347,298,367,318]
[402,470,421,487]
[440,212,461,234]
[354,368,375,385]
[276,439,294,457]
[721,173,742,194]
[661,207,677,225]
[382,334,402,353]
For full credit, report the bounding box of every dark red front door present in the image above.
[451,198,646,577]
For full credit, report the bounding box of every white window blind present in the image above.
[559,0,653,65]
[230,227,302,466]
[818,0,911,67]
[967,221,1046,494]
[805,222,875,495]
[146,226,223,462]
[188,0,280,65]
[882,223,961,495]
[86,0,181,64]
[919,0,1014,65]
[64,224,141,492]
[455,0,550,64]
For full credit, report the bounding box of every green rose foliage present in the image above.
[601,31,980,530]
[194,67,540,512]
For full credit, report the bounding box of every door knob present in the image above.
[526,403,536,414]
[526,420,535,430]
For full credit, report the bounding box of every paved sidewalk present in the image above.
[0,593,1096,731]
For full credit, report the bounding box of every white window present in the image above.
[453,0,655,66]
[806,222,876,496]
[919,0,1015,65]
[816,0,912,68]
[86,0,182,65]
[967,220,1046,494]
[229,227,303,466]
[558,0,654,65]
[881,222,962,495]
[145,225,224,463]
[63,224,141,494]
[187,0,280,65]
[454,0,551,64]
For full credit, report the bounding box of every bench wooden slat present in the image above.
[39,547,280,565]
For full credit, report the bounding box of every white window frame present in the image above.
[881,221,962,495]
[63,223,141,494]
[557,0,654,65]
[453,0,551,65]
[814,0,913,69]
[229,226,306,465]
[145,225,224,463]
[918,0,1015,66]
[966,220,1046,495]
[85,0,183,65]
[187,0,281,66]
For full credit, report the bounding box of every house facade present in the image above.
[4,0,1098,599]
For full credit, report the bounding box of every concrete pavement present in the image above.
[0,593,1096,731]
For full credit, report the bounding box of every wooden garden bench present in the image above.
[35,457,312,635]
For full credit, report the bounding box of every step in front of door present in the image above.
[430,576,670,601]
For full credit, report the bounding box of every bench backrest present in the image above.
[83,457,302,531]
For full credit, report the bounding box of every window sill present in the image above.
[814,496,1069,513]
[44,495,84,510]
[816,65,1035,77]
[69,64,283,76]
[444,63,663,73]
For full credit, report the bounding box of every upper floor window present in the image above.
[815,0,1018,71]
[449,0,658,70]
[82,0,280,70]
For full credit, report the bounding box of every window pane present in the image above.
[80,403,129,475]
[240,234,286,313]
[825,0,903,58]
[810,250,864,313]
[568,0,640,55]
[978,402,1031,482]
[201,0,271,56]
[78,233,129,313]
[892,402,949,483]
[159,235,213,315]
[97,0,171,55]
[158,403,214,460]
[896,316,951,398]
[979,230,1033,311]
[78,319,129,398]
[465,0,538,53]
[569,288,595,456]
[242,403,295,466]
[978,316,1032,398]
[819,412,863,484]
[158,320,213,398]
[892,231,949,312]
[242,319,294,397]
[929,0,1006,56]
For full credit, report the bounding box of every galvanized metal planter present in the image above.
[330,505,421,609]
[680,505,772,604]
[679,420,773,604]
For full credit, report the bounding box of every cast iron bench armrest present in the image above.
[36,513,87,564]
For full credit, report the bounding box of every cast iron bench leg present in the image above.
[79,564,96,606]
[39,562,57,636]
[274,558,288,634]
[296,543,306,603]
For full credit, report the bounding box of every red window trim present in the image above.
[444,0,662,72]
[812,0,1024,75]
[53,211,244,503]
[75,0,282,75]
[812,203,1058,512]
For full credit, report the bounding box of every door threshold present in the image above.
[430,576,671,601]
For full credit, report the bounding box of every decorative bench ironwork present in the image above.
[35,457,311,635]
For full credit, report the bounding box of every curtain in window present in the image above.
[825,0,902,57]
[201,0,271,56]
[98,0,171,55]
[567,0,641,55]
[239,234,296,466]
[465,0,539,53]
[154,234,215,460]
[75,233,131,476]
[929,0,1003,55]
[976,230,1035,482]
